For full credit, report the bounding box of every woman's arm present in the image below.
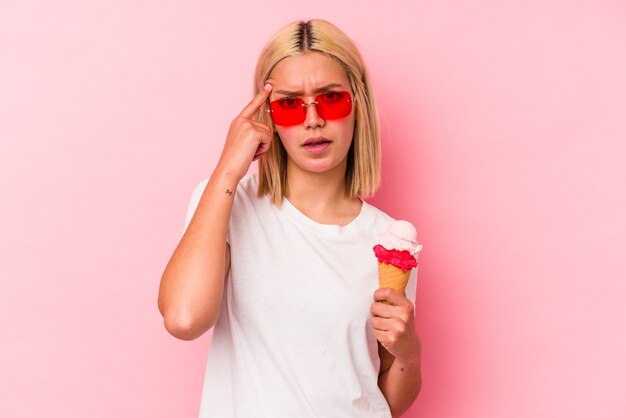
[378,342,422,418]
[157,83,273,341]
[158,170,238,340]
[372,288,423,417]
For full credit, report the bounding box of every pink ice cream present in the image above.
[372,220,423,272]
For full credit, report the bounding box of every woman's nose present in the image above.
[303,101,325,128]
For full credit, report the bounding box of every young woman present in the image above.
[158,19,423,418]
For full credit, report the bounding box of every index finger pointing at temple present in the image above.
[239,83,272,119]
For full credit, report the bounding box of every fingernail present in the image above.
[264,83,272,91]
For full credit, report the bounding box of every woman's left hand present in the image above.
[370,288,422,364]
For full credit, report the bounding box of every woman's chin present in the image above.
[287,153,344,175]
[301,158,338,173]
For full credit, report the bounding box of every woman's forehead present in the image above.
[271,82,347,97]
[266,53,350,95]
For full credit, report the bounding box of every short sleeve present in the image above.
[179,178,211,240]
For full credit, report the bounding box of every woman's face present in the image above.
[266,52,356,175]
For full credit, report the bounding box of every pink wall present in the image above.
[1,1,625,417]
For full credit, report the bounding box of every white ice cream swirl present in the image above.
[378,220,423,257]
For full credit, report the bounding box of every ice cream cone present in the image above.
[378,262,411,305]
[374,220,422,305]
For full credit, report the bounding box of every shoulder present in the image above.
[237,171,258,196]
[231,172,269,214]
[191,176,210,196]
[363,200,397,229]
[184,172,261,224]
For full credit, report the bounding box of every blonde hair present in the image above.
[252,19,381,206]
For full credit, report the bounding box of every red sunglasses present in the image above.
[266,90,354,127]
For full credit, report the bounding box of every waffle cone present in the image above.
[378,263,411,305]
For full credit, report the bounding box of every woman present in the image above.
[158,19,423,418]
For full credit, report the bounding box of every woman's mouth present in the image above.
[302,137,332,154]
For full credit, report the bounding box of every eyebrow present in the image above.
[273,83,345,96]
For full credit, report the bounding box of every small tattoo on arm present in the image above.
[225,189,232,195]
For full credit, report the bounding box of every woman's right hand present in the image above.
[215,83,274,181]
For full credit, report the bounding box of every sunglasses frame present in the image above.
[265,90,355,127]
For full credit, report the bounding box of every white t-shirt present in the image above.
[180,172,419,418]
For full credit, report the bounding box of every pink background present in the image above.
[1,1,625,417]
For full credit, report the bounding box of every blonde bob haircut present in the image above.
[252,19,382,206]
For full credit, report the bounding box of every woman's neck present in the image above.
[285,157,361,222]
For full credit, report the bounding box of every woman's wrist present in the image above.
[212,165,243,185]
[395,352,421,368]
[395,338,422,366]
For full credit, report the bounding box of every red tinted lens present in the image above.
[268,97,306,126]
[268,91,352,126]
[315,91,353,120]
